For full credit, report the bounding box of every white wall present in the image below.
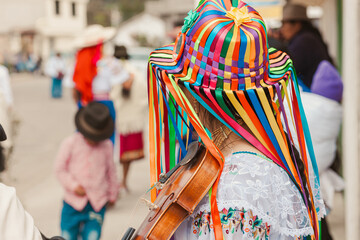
[145,0,194,16]
[342,0,360,238]
[35,0,89,58]
[39,0,88,36]
[319,0,338,63]
[0,0,45,33]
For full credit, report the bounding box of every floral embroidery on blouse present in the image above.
[191,207,271,239]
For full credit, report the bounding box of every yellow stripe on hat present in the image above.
[225,90,274,155]
[257,88,301,185]
[280,80,296,131]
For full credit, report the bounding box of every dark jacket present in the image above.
[288,31,332,88]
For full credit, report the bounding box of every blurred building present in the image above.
[0,0,88,66]
[145,0,194,31]
[115,12,166,48]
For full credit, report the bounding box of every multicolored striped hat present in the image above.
[148,0,321,239]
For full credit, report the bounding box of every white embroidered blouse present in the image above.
[175,151,325,240]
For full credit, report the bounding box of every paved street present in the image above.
[3,73,344,239]
[4,73,150,239]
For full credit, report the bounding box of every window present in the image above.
[71,2,76,17]
[55,0,60,15]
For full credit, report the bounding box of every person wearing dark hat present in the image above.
[280,3,333,89]
[54,102,119,240]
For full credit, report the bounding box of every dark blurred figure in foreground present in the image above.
[0,64,15,174]
[280,3,333,89]
[0,124,64,240]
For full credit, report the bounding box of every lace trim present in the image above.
[308,156,327,219]
[230,152,326,220]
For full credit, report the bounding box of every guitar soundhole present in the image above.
[148,193,175,222]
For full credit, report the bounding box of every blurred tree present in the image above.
[87,0,145,25]
[119,0,145,21]
[87,0,112,26]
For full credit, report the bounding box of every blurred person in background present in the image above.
[280,3,333,90]
[278,5,341,240]
[110,45,147,193]
[26,53,37,73]
[72,25,130,144]
[33,56,43,75]
[300,60,344,240]
[0,64,14,174]
[54,102,118,240]
[15,52,27,72]
[45,53,67,99]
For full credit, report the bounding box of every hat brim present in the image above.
[282,16,310,22]
[148,43,293,87]
[74,28,116,49]
[75,107,114,142]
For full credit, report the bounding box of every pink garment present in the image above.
[55,132,119,212]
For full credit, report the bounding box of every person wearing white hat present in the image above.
[72,25,130,144]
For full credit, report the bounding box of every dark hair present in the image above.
[174,20,185,28]
[114,45,130,60]
[122,88,131,98]
[288,20,334,65]
[284,131,312,209]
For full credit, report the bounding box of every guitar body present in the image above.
[132,145,220,240]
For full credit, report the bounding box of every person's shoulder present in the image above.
[230,151,272,162]
[61,133,81,146]
[0,183,16,202]
[100,139,113,148]
[303,31,321,41]
[0,65,9,76]
[229,151,288,175]
[0,65,8,72]
[293,31,320,45]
